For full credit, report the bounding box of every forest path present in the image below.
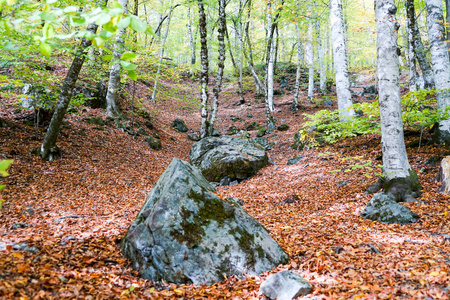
[0,73,448,299]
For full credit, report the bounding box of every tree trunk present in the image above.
[306,8,314,100]
[316,18,326,93]
[106,0,129,117]
[405,0,417,91]
[330,0,354,118]
[446,0,450,52]
[187,6,196,67]
[266,2,275,112]
[151,1,177,102]
[244,0,263,95]
[426,0,450,144]
[40,1,107,161]
[198,0,209,138]
[292,20,302,111]
[413,22,435,89]
[133,0,138,43]
[375,0,420,202]
[205,0,226,136]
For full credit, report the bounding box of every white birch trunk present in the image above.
[266,2,275,112]
[292,20,302,111]
[306,12,314,100]
[106,0,128,117]
[376,0,412,181]
[198,0,209,138]
[316,19,326,93]
[187,7,196,67]
[151,0,174,102]
[330,0,354,118]
[426,0,450,143]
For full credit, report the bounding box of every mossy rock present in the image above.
[84,117,104,126]
[245,121,259,131]
[121,159,288,285]
[145,136,162,150]
[277,124,289,131]
[171,118,188,132]
[257,127,267,137]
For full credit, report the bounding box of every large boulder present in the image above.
[121,158,288,285]
[189,136,269,182]
[360,193,419,224]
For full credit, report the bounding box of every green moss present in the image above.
[229,226,258,267]
[189,190,235,227]
[383,169,422,202]
[171,206,206,248]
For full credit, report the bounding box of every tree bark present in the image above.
[244,0,263,95]
[426,0,450,143]
[306,7,314,100]
[40,1,108,161]
[292,19,302,111]
[198,0,209,138]
[330,0,354,118]
[375,0,420,202]
[413,22,435,89]
[186,6,196,67]
[266,2,275,112]
[405,0,417,91]
[205,0,226,136]
[106,0,129,117]
[316,18,326,94]
[151,2,178,102]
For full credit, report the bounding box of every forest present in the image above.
[0,0,449,298]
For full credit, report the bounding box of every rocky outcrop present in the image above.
[360,193,419,224]
[121,158,288,285]
[189,136,268,182]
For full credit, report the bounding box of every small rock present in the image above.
[287,156,304,165]
[260,270,312,300]
[277,124,289,131]
[145,136,162,150]
[257,127,266,137]
[323,100,333,106]
[187,133,201,141]
[211,128,221,137]
[337,180,348,187]
[218,176,231,186]
[171,118,188,132]
[361,193,419,224]
[23,208,34,215]
[227,125,239,135]
[12,222,31,230]
[13,242,40,254]
[245,121,259,131]
[334,246,345,254]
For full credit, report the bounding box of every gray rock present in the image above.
[211,128,221,137]
[245,121,259,131]
[287,155,304,165]
[13,242,40,254]
[252,137,274,151]
[227,126,239,135]
[257,127,267,137]
[277,124,289,131]
[260,271,312,300]
[121,158,288,285]
[360,193,419,224]
[145,136,162,150]
[171,118,188,132]
[189,136,268,182]
[363,85,378,95]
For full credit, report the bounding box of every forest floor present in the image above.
[0,67,449,299]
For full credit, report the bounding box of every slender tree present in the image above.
[292,18,302,111]
[106,0,129,117]
[198,0,209,138]
[330,0,354,118]
[306,6,314,100]
[316,18,326,93]
[186,6,196,70]
[40,0,108,160]
[375,0,420,201]
[205,0,226,136]
[405,0,417,91]
[426,0,450,143]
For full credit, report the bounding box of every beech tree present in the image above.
[375,0,420,201]
[330,0,354,118]
[40,1,109,161]
[106,0,129,117]
[425,0,450,144]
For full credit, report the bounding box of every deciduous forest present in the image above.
[0,0,449,298]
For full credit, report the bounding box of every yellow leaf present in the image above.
[429,271,440,276]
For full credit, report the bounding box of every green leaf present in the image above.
[0,160,13,177]
[127,70,137,81]
[102,55,113,61]
[46,0,58,4]
[99,30,114,40]
[120,52,136,61]
[70,16,86,26]
[63,6,79,13]
[117,16,131,29]
[102,21,116,32]
[39,42,52,57]
[0,185,5,192]
[0,198,4,209]
[39,12,56,21]
[120,61,137,71]
[130,16,147,32]
[93,13,111,26]
[112,1,123,9]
